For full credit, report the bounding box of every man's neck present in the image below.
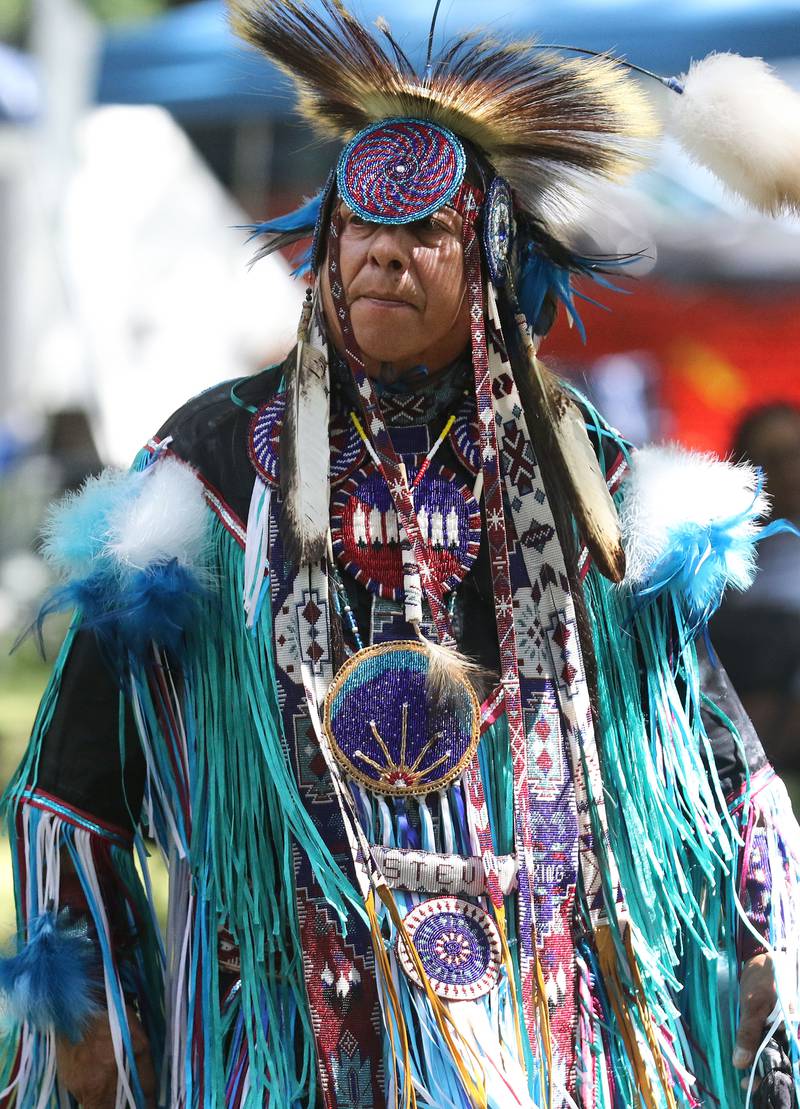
[330,348,471,424]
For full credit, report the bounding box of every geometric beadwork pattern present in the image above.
[397,897,502,1000]
[323,641,480,797]
[330,462,481,602]
[337,118,466,225]
[449,393,481,475]
[369,595,437,647]
[249,394,365,487]
[525,688,566,802]
[546,607,585,700]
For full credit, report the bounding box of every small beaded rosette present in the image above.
[398,896,502,1001]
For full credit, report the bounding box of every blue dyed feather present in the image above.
[0,910,100,1042]
[516,241,633,342]
[291,243,314,278]
[38,559,207,659]
[242,191,323,244]
[634,512,799,629]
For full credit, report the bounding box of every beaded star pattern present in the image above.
[323,641,480,797]
[398,896,502,1001]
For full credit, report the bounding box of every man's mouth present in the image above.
[355,294,416,309]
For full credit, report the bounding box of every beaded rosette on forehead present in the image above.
[336,118,468,225]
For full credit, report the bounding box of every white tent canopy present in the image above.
[6,104,303,467]
[61,105,302,464]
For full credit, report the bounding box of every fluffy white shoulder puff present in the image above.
[619,444,767,591]
[108,456,208,572]
[667,53,800,217]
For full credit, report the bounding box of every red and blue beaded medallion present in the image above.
[337,118,467,225]
[330,461,481,601]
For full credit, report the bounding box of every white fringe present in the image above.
[243,476,272,627]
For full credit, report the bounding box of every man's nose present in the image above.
[367,225,412,271]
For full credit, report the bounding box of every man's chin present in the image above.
[352,337,421,370]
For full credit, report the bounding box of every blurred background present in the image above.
[0,0,799,925]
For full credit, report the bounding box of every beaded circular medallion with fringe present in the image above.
[323,641,479,796]
[398,896,502,1000]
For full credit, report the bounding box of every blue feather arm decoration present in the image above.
[35,456,210,658]
[37,560,207,658]
[0,910,101,1042]
[618,445,800,628]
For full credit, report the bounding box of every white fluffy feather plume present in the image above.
[667,53,800,216]
[108,457,209,572]
[619,444,767,594]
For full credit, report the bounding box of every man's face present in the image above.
[321,202,471,379]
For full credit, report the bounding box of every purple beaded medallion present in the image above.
[248,394,365,486]
[398,896,502,1000]
[323,641,480,796]
[330,462,481,601]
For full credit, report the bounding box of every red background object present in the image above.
[543,279,800,455]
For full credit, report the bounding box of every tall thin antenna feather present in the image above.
[425,0,444,82]
[375,17,416,76]
[538,43,682,92]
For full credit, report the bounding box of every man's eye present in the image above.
[415,217,443,235]
[417,215,456,238]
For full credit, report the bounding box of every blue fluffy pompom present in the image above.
[619,445,800,630]
[0,910,101,1042]
[40,470,138,579]
[37,558,207,659]
[33,457,210,658]
[636,518,758,625]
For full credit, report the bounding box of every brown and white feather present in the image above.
[280,316,331,567]
[229,0,658,213]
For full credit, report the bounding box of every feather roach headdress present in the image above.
[231,0,657,212]
[231,0,800,592]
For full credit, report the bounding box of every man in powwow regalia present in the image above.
[2,3,800,1106]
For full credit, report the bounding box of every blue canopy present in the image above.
[97,0,800,121]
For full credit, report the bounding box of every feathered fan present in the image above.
[229,0,658,216]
